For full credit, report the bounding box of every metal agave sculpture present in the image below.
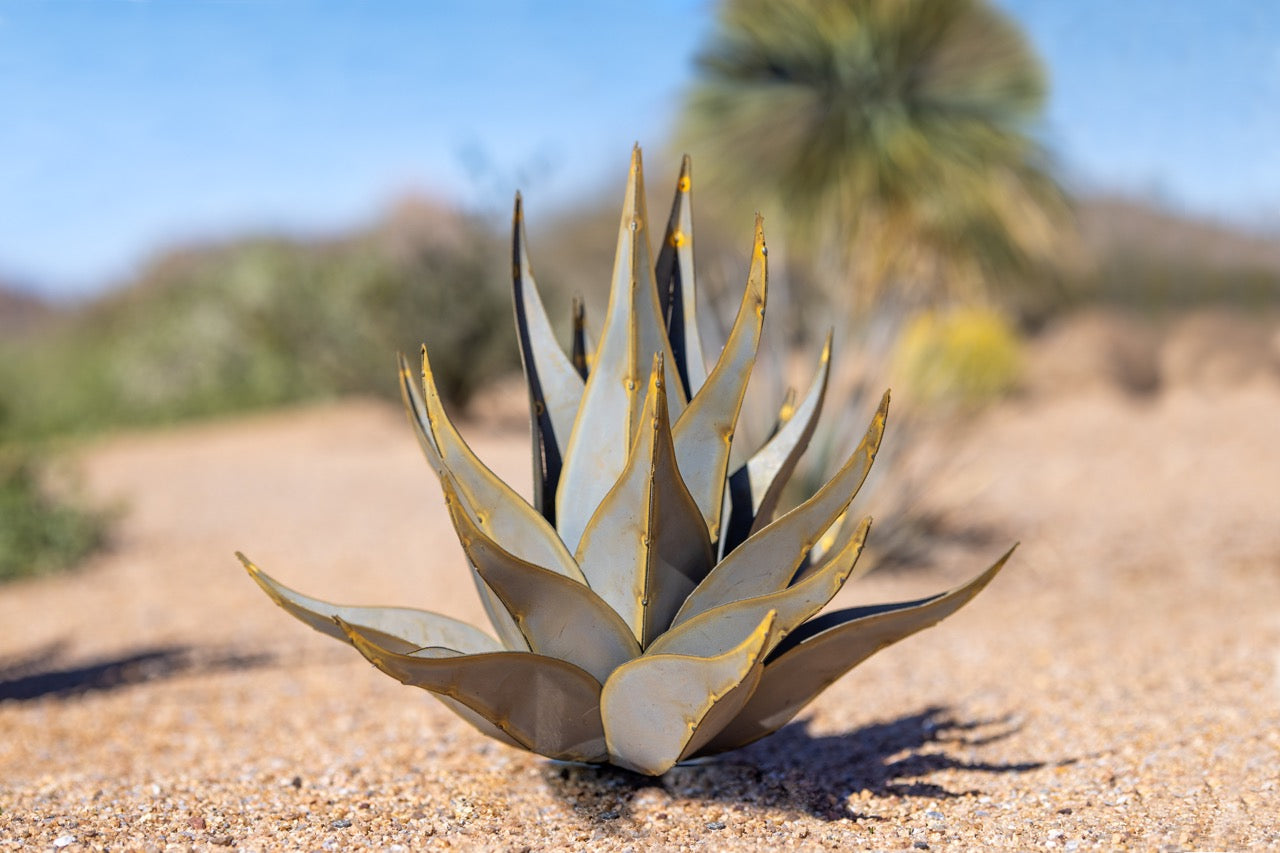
[238,148,1012,776]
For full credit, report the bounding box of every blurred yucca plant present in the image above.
[239,149,1011,775]
[678,0,1071,310]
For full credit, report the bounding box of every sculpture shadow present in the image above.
[0,640,272,702]
[542,706,1054,826]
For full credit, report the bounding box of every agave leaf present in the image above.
[389,645,528,750]
[721,333,832,557]
[238,553,502,654]
[436,695,529,750]
[442,477,641,683]
[396,640,527,747]
[575,355,714,646]
[512,193,585,523]
[556,147,686,552]
[645,517,871,659]
[418,347,584,584]
[698,547,1015,756]
[675,391,889,625]
[413,347,581,649]
[653,155,707,397]
[671,215,767,543]
[601,610,777,775]
[339,620,608,763]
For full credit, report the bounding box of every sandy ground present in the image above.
[2,312,1279,851]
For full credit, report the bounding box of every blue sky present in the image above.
[1,0,1277,298]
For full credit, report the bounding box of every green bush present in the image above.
[0,449,111,582]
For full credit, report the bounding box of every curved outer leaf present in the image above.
[601,611,777,776]
[674,391,889,626]
[645,517,871,659]
[398,363,523,648]
[511,193,585,523]
[442,477,640,683]
[402,363,526,650]
[402,349,574,649]
[671,215,767,544]
[721,333,832,557]
[239,553,501,654]
[575,354,714,646]
[339,620,608,763]
[653,155,707,398]
[698,547,1015,756]
[556,147,686,552]
[418,347,584,585]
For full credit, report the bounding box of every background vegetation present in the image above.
[0,200,513,444]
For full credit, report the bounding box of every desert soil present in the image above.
[2,310,1278,851]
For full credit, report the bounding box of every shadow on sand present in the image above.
[542,706,1057,824]
[0,639,272,701]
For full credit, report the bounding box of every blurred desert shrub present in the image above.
[892,307,1022,410]
[0,448,111,581]
[0,201,515,442]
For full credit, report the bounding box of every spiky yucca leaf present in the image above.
[239,147,1012,775]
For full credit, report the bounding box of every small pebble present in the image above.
[53,836,76,849]
[599,810,619,821]
[706,821,726,830]
[331,819,353,829]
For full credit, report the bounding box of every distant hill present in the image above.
[1068,197,1280,311]
[1077,197,1280,272]
[0,285,52,336]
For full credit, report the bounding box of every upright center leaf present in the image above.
[575,354,714,647]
